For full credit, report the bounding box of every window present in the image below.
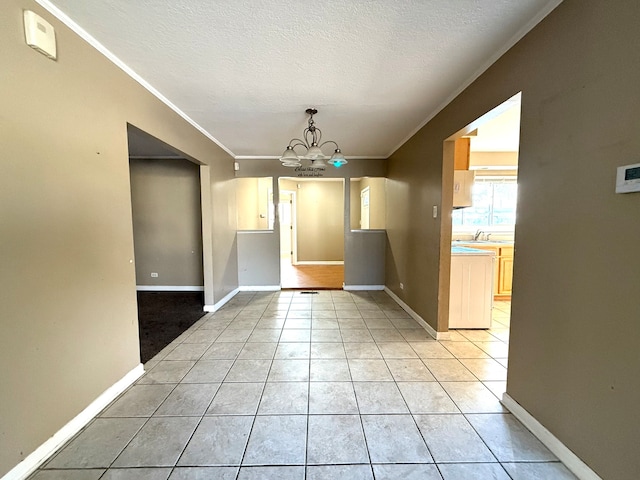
[452,177,517,228]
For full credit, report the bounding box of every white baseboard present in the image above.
[383,287,450,340]
[344,285,385,291]
[136,285,204,292]
[204,287,239,312]
[294,261,344,266]
[501,393,602,480]
[238,286,281,292]
[2,364,144,480]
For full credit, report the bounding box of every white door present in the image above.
[279,192,296,262]
[360,186,370,229]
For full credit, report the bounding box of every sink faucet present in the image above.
[486,233,492,241]
[474,229,484,241]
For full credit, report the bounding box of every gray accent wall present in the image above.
[129,158,204,288]
[344,232,386,287]
[385,1,640,478]
[237,231,280,287]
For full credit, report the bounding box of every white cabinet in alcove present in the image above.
[449,248,494,328]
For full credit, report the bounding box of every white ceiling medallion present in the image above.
[280,108,347,169]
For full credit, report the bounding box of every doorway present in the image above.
[441,94,521,397]
[279,178,345,289]
[127,125,207,362]
[445,93,521,326]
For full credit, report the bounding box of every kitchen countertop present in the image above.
[451,246,495,255]
[452,240,514,247]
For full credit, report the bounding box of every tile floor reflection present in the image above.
[31,291,577,480]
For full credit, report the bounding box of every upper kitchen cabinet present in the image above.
[454,137,470,170]
[453,170,475,208]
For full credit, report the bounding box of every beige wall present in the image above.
[386,1,640,478]
[235,158,387,179]
[0,1,237,476]
[236,177,272,230]
[350,178,386,230]
[350,179,362,230]
[281,179,345,262]
[129,159,204,287]
[361,177,386,229]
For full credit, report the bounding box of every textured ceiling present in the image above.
[42,0,560,159]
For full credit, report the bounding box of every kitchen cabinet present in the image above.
[453,170,475,208]
[497,246,514,295]
[454,137,470,170]
[449,246,494,328]
[455,243,514,299]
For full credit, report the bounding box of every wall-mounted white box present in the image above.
[23,10,57,60]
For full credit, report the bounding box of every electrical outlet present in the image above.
[400,282,404,290]
[151,272,158,278]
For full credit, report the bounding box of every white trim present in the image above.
[344,285,385,291]
[203,287,240,312]
[238,285,281,291]
[129,155,182,160]
[234,155,387,160]
[295,261,344,266]
[2,364,144,480]
[136,285,204,292]
[34,0,235,159]
[386,0,563,158]
[384,287,450,341]
[501,393,602,480]
[33,0,562,163]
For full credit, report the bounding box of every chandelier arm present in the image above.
[303,127,318,147]
[287,139,308,150]
[319,140,340,150]
[282,108,346,167]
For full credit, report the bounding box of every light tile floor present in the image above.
[32,291,578,480]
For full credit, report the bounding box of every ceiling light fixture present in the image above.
[280,108,347,169]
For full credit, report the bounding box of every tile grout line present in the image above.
[36,292,520,479]
[173,290,260,477]
[232,292,293,477]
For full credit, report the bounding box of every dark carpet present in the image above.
[137,291,206,363]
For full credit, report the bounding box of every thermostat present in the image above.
[615,163,640,194]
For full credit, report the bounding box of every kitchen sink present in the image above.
[452,240,513,244]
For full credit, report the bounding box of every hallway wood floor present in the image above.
[280,260,344,289]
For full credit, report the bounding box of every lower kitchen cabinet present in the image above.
[456,243,514,299]
[450,248,494,328]
[497,247,514,295]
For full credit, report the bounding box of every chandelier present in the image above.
[280,108,348,169]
